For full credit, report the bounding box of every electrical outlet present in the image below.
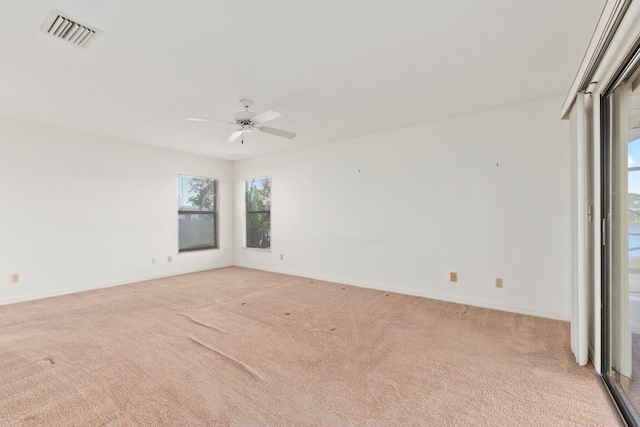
[167,256,172,263]
[9,273,19,283]
[495,278,503,288]
[151,258,157,265]
[450,272,457,282]
[280,254,284,260]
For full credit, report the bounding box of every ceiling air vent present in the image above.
[41,10,100,48]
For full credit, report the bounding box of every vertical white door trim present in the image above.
[592,95,603,374]
[571,93,590,366]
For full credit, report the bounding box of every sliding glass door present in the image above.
[603,49,640,426]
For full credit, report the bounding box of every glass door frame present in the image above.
[601,41,640,427]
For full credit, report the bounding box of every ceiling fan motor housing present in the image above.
[234,110,256,127]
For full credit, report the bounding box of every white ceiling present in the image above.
[0,0,605,161]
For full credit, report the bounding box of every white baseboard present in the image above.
[2,263,572,322]
[233,264,571,322]
[0,263,233,306]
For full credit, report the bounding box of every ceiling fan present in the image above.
[187,99,296,144]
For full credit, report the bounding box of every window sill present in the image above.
[177,247,220,254]
[242,247,271,252]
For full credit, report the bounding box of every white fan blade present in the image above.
[223,130,243,143]
[252,110,281,124]
[186,117,229,123]
[259,126,296,139]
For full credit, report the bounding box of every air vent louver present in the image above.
[41,10,100,47]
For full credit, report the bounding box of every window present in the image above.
[246,176,271,249]
[177,175,217,252]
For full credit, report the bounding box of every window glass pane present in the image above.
[246,177,271,212]
[630,138,640,273]
[245,177,270,248]
[178,175,217,252]
[246,212,270,248]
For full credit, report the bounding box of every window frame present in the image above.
[177,174,219,253]
[245,176,271,250]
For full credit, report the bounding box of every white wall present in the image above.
[0,117,233,305]
[0,96,572,319]
[233,96,571,320]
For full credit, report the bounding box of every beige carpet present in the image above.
[0,267,622,426]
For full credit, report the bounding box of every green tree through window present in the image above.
[246,177,271,249]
